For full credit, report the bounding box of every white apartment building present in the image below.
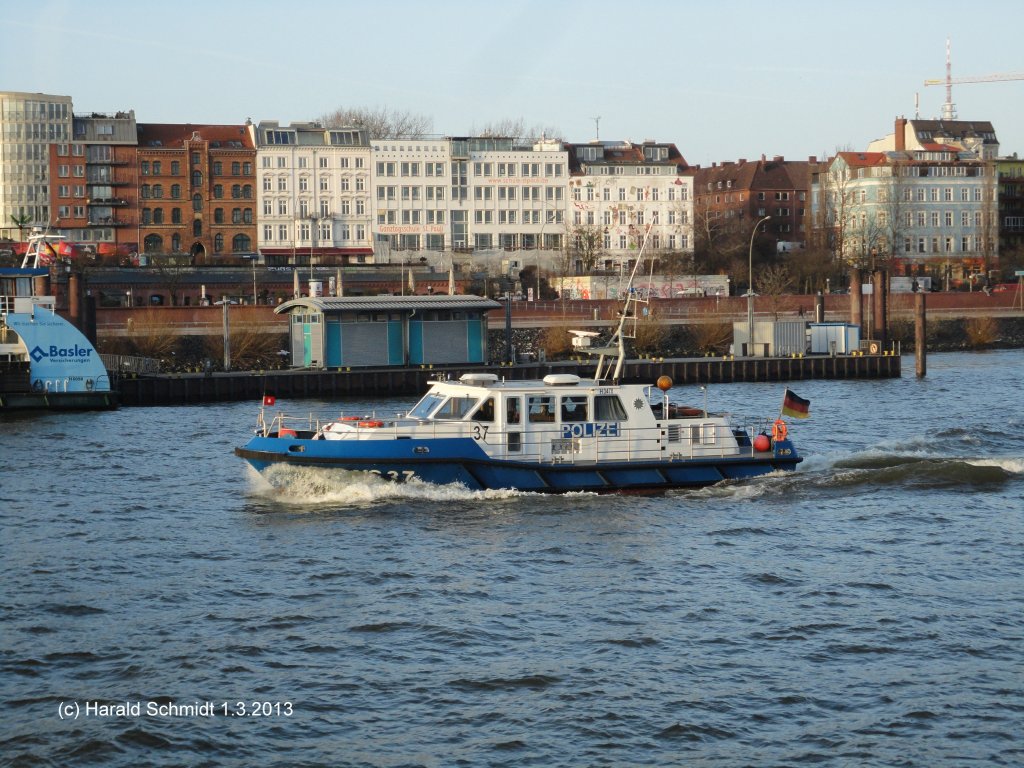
[250,121,374,265]
[816,148,998,284]
[249,125,693,275]
[0,91,73,235]
[371,137,454,260]
[370,136,570,272]
[566,140,694,271]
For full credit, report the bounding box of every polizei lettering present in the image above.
[561,423,620,438]
[49,344,93,358]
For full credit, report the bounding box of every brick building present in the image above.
[135,123,257,262]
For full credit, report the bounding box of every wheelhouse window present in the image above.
[560,395,588,422]
[528,395,555,422]
[471,397,494,422]
[505,396,521,424]
[409,393,445,419]
[432,396,478,420]
[594,395,628,421]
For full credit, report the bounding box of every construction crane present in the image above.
[924,38,1024,120]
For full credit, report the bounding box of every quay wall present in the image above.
[115,354,900,407]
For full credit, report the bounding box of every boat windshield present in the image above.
[431,395,479,420]
[409,392,446,419]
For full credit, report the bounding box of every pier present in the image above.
[114,352,900,407]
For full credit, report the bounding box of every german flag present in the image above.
[781,389,810,419]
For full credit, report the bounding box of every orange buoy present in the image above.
[278,428,298,438]
[656,375,673,391]
[753,434,771,452]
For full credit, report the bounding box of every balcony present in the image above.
[87,198,130,207]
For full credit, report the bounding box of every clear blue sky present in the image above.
[6,0,1022,166]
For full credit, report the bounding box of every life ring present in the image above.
[771,420,788,442]
[357,420,384,428]
[278,428,298,438]
[339,416,362,421]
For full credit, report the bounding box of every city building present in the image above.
[250,121,373,267]
[49,110,139,257]
[135,123,257,262]
[813,145,998,287]
[691,155,817,252]
[565,140,693,272]
[0,91,73,236]
[996,156,1024,269]
[867,116,1000,159]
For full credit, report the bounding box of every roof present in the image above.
[909,119,998,144]
[274,294,503,315]
[693,157,814,191]
[136,123,254,149]
[834,151,889,169]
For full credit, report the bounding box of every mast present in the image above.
[592,223,654,383]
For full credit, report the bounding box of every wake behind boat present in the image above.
[235,226,804,492]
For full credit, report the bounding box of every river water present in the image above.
[2,350,1022,767]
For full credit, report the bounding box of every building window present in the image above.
[193,220,202,237]
[214,233,224,252]
[192,194,203,212]
[192,171,202,187]
[171,208,181,224]
[214,208,224,224]
[233,234,251,252]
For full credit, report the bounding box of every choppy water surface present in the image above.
[2,351,1022,767]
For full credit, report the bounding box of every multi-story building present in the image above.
[0,91,73,235]
[49,110,138,255]
[133,123,257,262]
[692,155,816,252]
[370,136,453,259]
[814,145,998,287]
[996,156,1024,270]
[250,121,373,266]
[564,140,693,271]
[867,116,1000,160]
[369,135,570,264]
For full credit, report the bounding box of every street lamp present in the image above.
[747,215,771,356]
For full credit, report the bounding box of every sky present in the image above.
[5,0,1022,167]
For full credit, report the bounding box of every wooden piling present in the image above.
[915,291,927,378]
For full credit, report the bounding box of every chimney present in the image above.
[808,155,817,164]
[895,117,907,151]
[773,155,784,163]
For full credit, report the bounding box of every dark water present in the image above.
[2,350,1022,767]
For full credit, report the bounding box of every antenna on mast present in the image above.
[591,116,601,141]
[941,37,957,120]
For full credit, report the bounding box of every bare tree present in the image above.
[757,264,794,319]
[563,222,604,273]
[471,119,563,141]
[318,106,433,138]
[148,253,191,306]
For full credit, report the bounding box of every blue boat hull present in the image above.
[234,435,802,493]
